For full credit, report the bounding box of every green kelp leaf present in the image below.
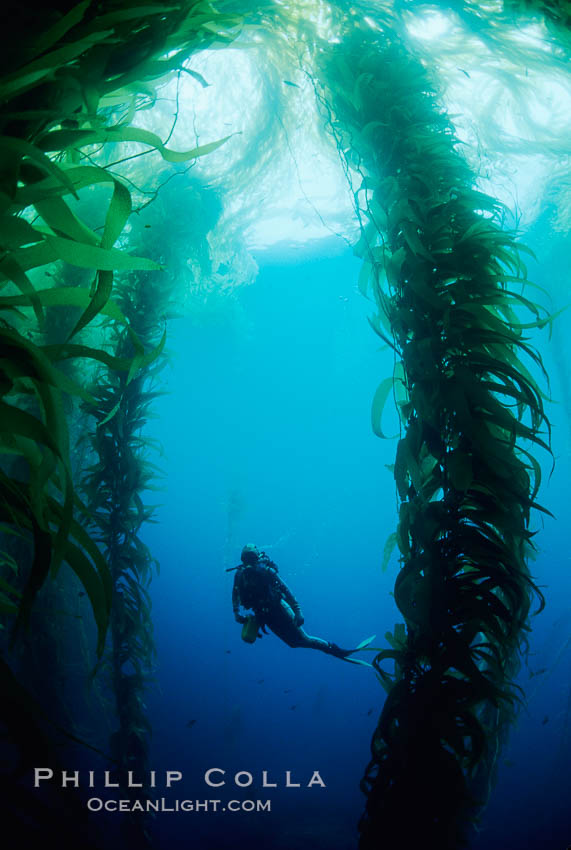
[516,446,543,503]
[100,80,158,107]
[466,371,549,450]
[358,260,373,299]
[478,378,536,423]
[394,360,408,413]
[32,0,90,56]
[33,197,100,246]
[0,543,20,574]
[94,5,180,27]
[0,137,76,197]
[15,164,126,208]
[371,377,398,438]
[367,315,398,352]
[1,347,98,406]
[457,219,497,245]
[373,647,407,675]
[13,235,161,272]
[127,327,167,384]
[1,330,92,409]
[385,623,407,652]
[0,215,44,249]
[0,256,44,327]
[395,566,432,630]
[452,303,521,342]
[419,451,439,494]
[38,127,237,164]
[69,520,113,615]
[115,93,139,129]
[124,324,146,384]
[102,178,131,248]
[179,7,243,35]
[45,235,159,272]
[373,668,395,694]
[384,246,406,289]
[0,576,22,598]
[63,539,108,657]
[501,306,567,335]
[11,516,52,642]
[394,439,409,500]
[396,503,411,556]
[371,292,394,340]
[184,68,211,88]
[461,188,506,217]
[0,401,60,458]
[0,287,128,325]
[367,197,389,233]
[447,450,473,492]
[405,269,444,310]
[0,31,113,102]
[47,370,97,406]
[69,269,113,340]
[401,221,433,261]
[38,443,74,581]
[381,532,398,572]
[42,341,130,372]
[97,398,121,427]
[353,219,378,260]
[401,426,424,495]
[0,331,72,470]
[0,70,59,102]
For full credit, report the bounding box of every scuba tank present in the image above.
[241,614,260,644]
[258,551,278,572]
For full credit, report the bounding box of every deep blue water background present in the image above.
[137,237,571,850]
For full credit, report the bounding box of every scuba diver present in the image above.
[229,544,374,663]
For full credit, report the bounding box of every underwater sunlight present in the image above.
[0,2,570,850]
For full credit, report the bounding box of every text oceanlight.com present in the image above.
[87,798,272,813]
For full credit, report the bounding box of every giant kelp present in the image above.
[0,0,242,646]
[0,1,243,845]
[78,173,222,845]
[0,2,565,848]
[80,296,164,848]
[313,14,553,849]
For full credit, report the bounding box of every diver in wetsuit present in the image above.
[231,544,360,660]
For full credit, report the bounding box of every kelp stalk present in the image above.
[80,271,168,846]
[315,19,551,848]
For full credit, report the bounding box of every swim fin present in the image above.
[326,636,377,663]
[337,635,377,666]
[354,634,376,651]
[341,656,373,668]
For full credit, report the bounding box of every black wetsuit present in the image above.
[232,559,352,658]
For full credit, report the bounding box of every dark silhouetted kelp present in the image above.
[313,14,553,848]
[0,2,241,847]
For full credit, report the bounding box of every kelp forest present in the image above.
[0,2,569,849]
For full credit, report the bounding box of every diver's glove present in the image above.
[234,612,246,624]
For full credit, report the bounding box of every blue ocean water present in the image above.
[1,6,569,850]
[134,237,571,849]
